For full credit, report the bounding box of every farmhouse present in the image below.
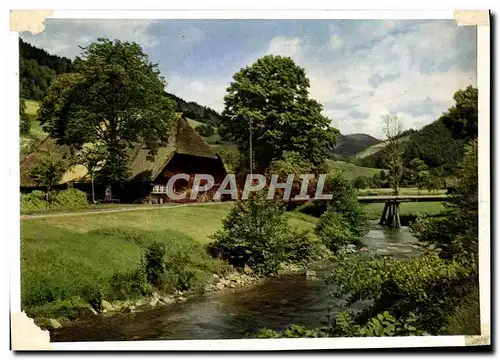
[20,117,228,203]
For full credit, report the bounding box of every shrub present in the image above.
[163,247,209,292]
[82,284,103,313]
[208,191,317,275]
[144,242,167,287]
[326,253,476,334]
[314,174,368,251]
[216,147,244,173]
[315,210,359,252]
[109,266,152,301]
[352,176,368,189]
[295,201,328,218]
[51,188,89,210]
[195,124,215,137]
[253,311,424,338]
[281,229,318,264]
[20,190,48,213]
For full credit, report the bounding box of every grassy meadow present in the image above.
[358,188,447,196]
[21,202,318,317]
[325,160,382,180]
[362,201,446,221]
[20,99,46,156]
[353,135,410,159]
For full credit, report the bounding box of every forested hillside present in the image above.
[355,86,477,174]
[19,39,224,126]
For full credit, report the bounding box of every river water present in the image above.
[50,223,423,342]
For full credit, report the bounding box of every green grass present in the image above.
[442,286,481,335]
[20,99,46,157]
[358,188,447,196]
[362,202,446,221]
[186,117,223,144]
[354,135,410,159]
[326,160,382,180]
[26,202,317,243]
[186,118,203,128]
[24,99,40,115]
[21,203,319,317]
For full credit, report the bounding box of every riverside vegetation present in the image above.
[253,140,480,338]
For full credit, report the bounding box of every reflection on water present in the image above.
[50,223,424,342]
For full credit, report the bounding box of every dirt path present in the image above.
[20,202,230,220]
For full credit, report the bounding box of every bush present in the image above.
[315,210,359,252]
[326,253,476,334]
[20,190,48,213]
[21,188,89,214]
[352,176,368,189]
[195,124,215,137]
[216,147,244,173]
[51,188,89,210]
[144,242,167,287]
[282,229,318,264]
[82,284,103,313]
[253,311,424,338]
[295,201,327,218]
[109,266,152,301]
[208,191,317,275]
[314,174,368,252]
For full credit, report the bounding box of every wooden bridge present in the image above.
[357,194,449,228]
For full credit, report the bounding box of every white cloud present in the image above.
[166,75,228,113]
[267,37,303,59]
[256,21,476,138]
[328,34,344,50]
[20,19,159,59]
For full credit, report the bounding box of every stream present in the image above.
[50,222,424,342]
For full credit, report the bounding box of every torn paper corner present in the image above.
[465,323,491,347]
[454,10,490,26]
[11,312,52,351]
[9,10,54,35]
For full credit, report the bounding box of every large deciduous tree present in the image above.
[38,39,177,184]
[220,55,339,171]
[441,85,478,141]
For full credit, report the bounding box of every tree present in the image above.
[195,124,215,137]
[76,144,109,204]
[409,158,429,193]
[382,115,404,195]
[411,140,478,262]
[220,55,339,171]
[441,86,478,141]
[20,99,31,134]
[29,150,69,201]
[352,176,368,190]
[38,39,177,185]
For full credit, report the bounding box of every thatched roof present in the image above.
[20,118,218,187]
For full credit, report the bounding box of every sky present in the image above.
[20,19,477,138]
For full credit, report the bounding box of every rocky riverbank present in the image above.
[35,263,316,331]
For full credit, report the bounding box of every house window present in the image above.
[152,184,168,194]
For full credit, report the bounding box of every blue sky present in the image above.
[20,19,476,138]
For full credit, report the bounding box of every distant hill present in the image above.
[331,133,381,157]
[354,135,411,160]
[355,121,463,172]
[352,128,417,160]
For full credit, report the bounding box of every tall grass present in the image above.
[21,224,223,315]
